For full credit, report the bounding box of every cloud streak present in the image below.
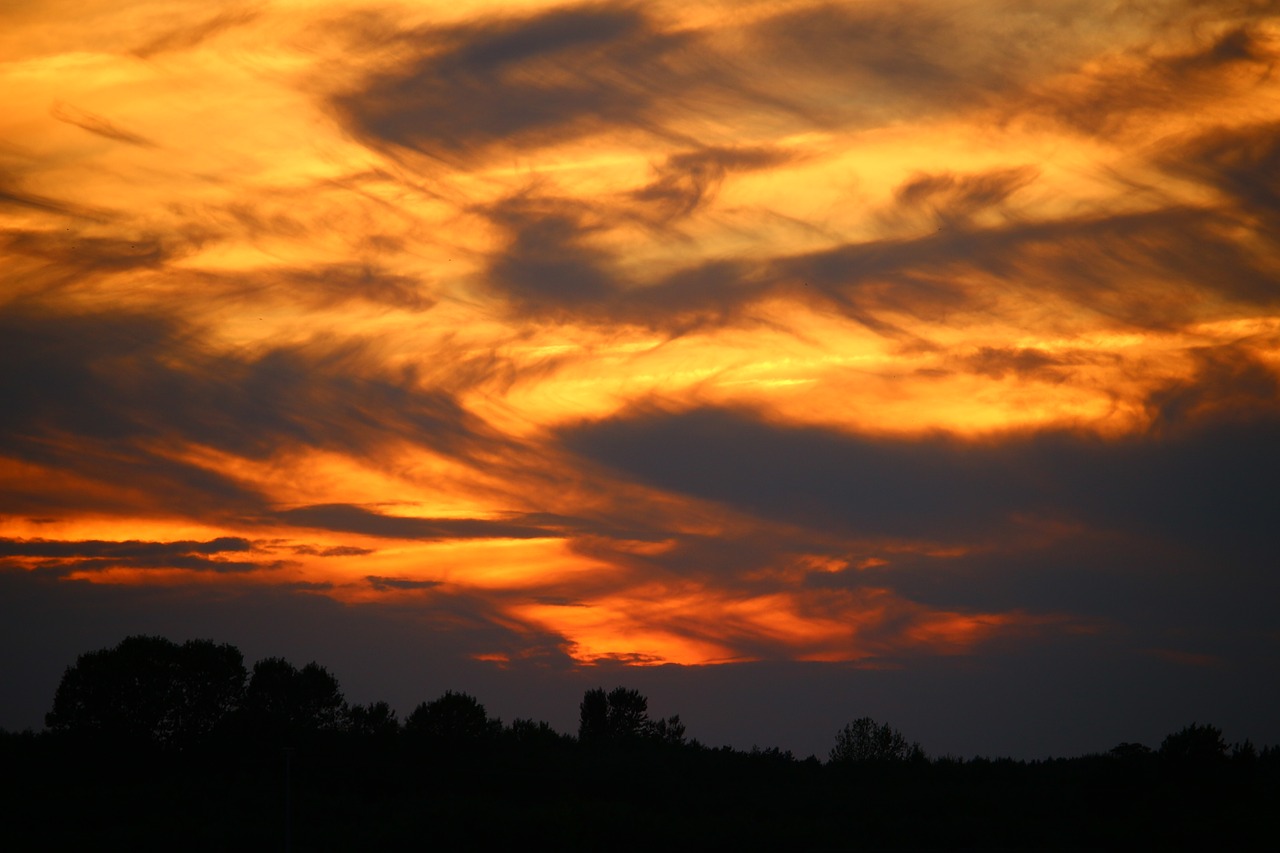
[0,536,273,575]
[330,4,790,162]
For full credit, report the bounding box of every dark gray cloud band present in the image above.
[560,349,1280,551]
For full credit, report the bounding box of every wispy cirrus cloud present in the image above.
[631,144,796,223]
[330,4,784,162]
[1016,23,1279,138]
[131,6,262,58]
[50,102,156,147]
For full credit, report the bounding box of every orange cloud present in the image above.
[2,0,1278,696]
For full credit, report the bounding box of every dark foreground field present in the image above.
[4,727,1277,851]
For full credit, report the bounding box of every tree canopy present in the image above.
[829,717,923,764]
[578,686,686,746]
[405,690,500,743]
[45,635,245,750]
[242,657,347,742]
[1160,722,1228,764]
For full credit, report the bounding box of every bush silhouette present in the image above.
[829,717,922,764]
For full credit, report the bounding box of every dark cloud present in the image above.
[0,536,251,558]
[333,5,678,157]
[0,447,263,521]
[781,204,1279,330]
[0,199,186,301]
[3,228,175,272]
[330,4,785,161]
[480,172,1273,336]
[0,536,273,575]
[0,298,271,518]
[568,521,823,592]
[480,192,772,330]
[555,349,1280,692]
[270,502,658,545]
[0,170,112,221]
[271,503,564,541]
[560,369,1280,552]
[1020,25,1277,138]
[0,303,501,519]
[630,258,774,332]
[290,544,376,557]
[365,575,442,591]
[1146,343,1280,432]
[50,102,156,147]
[329,0,1278,165]
[1162,120,1280,230]
[632,145,794,222]
[893,167,1039,229]
[484,195,618,311]
[1,305,487,459]
[959,346,1098,383]
[8,555,272,575]
[843,528,1277,641]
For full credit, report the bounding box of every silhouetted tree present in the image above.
[242,657,346,742]
[45,635,245,750]
[650,713,687,747]
[1230,739,1257,764]
[829,717,923,764]
[579,687,610,743]
[605,686,649,740]
[577,686,685,746]
[1109,742,1154,761]
[1160,723,1227,765]
[347,700,400,739]
[405,691,500,743]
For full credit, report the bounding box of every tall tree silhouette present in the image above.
[604,687,649,741]
[578,687,610,743]
[45,635,245,750]
[578,686,685,745]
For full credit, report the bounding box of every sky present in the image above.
[2,0,1279,759]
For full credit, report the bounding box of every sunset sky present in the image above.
[3,0,1279,758]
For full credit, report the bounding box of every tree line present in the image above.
[38,635,696,754]
[5,634,1277,850]
[38,635,1268,768]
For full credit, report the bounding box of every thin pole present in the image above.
[284,747,294,853]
